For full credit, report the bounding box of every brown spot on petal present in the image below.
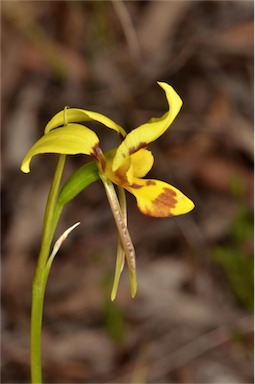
[128,142,147,155]
[92,143,102,159]
[92,143,106,171]
[146,180,156,186]
[142,187,177,217]
[131,183,143,189]
[152,187,177,217]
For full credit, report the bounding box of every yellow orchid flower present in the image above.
[21,82,194,299]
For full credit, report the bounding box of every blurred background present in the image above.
[1,1,254,383]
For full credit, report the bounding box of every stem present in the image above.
[31,155,66,383]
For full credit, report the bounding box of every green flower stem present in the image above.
[31,154,66,384]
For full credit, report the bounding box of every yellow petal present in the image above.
[105,149,154,188]
[131,148,154,178]
[112,82,182,171]
[125,148,154,184]
[126,162,134,185]
[125,178,194,218]
[21,124,99,173]
[45,108,127,138]
[105,151,130,187]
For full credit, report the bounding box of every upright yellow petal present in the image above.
[21,124,99,173]
[112,82,182,171]
[45,108,127,138]
[104,149,154,187]
[125,178,194,218]
[131,148,154,178]
[125,149,154,184]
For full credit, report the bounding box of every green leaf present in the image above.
[21,124,99,173]
[45,107,126,138]
[57,161,100,206]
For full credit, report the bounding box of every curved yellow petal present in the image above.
[125,148,154,184]
[125,178,194,218]
[104,151,130,187]
[21,124,99,173]
[45,107,127,138]
[104,148,154,187]
[126,162,134,184]
[131,148,154,178]
[112,82,182,171]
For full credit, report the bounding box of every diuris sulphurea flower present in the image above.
[21,82,194,299]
